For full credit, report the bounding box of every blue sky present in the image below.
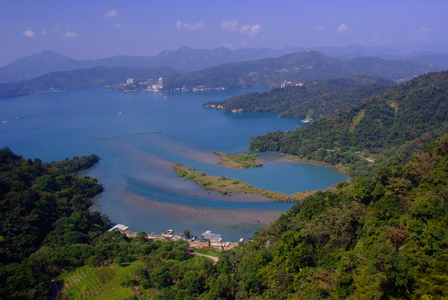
[1,0,447,66]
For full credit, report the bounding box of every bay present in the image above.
[0,87,349,241]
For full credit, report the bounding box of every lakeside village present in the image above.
[111,77,165,92]
[108,224,243,252]
[111,77,225,92]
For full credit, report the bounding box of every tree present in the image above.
[137,231,148,243]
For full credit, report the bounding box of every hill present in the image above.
[164,50,437,90]
[0,50,91,83]
[203,75,395,118]
[0,66,180,98]
[249,70,448,175]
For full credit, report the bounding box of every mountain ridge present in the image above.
[2,44,448,83]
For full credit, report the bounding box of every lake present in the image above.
[0,87,349,241]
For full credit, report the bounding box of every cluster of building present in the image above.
[115,77,164,91]
[144,77,163,91]
[280,80,304,88]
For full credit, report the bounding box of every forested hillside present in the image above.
[203,75,395,117]
[0,149,104,299]
[250,71,448,176]
[164,50,433,90]
[218,134,448,299]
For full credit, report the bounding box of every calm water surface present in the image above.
[0,87,348,241]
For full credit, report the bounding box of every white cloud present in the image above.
[62,31,77,38]
[221,20,238,31]
[41,30,47,35]
[337,23,348,33]
[313,26,323,32]
[115,23,122,28]
[176,20,203,30]
[105,9,118,17]
[23,30,35,38]
[418,26,432,33]
[240,24,261,37]
[53,27,59,32]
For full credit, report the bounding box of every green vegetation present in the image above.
[174,162,317,202]
[58,135,448,299]
[213,150,263,168]
[204,75,395,117]
[250,71,448,176]
[0,147,103,299]
[216,134,448,299]
[56,261,146,299]
[2,134,448,299]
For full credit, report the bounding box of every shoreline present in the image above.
[281,153,351,176]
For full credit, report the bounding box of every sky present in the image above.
[1,0,448,66]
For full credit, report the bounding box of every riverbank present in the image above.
[282,153,351,176]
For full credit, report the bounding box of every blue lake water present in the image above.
[0,87,349,241]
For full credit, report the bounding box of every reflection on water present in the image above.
[0,87,349,241]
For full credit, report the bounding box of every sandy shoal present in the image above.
[120,191,284,227]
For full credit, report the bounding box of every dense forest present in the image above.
[0,66,180,98]
[0,149,104,299]
[164,50,434,90]
[250,71,448,176]
[203,75,395,118]
[2,133,448,299]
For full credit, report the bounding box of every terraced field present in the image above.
[57,261,145,299]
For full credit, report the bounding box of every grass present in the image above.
[213,150,263,168]
[193,248,222,257]
[174,162,318,202]
[56,260,146,300]
[349,109,365,132]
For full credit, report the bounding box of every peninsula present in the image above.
[174,162,316,202]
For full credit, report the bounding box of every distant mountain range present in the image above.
[1,44,448,83]
[164,50,441,90]
[1,48,446,99]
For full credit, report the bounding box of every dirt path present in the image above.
[192,253,219,264]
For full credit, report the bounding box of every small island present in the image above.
[213,150,263,168]
[174,163,317,202]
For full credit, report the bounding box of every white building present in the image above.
[127,78,134,85]
[158,77,163,89]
